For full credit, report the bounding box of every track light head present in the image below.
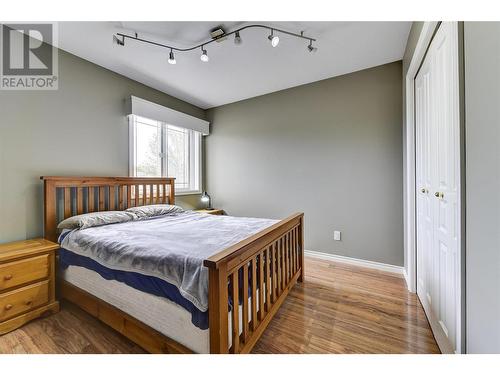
[234,31,242,45]
[268,30,279,47]
[113,35,124,46]
[168,50,176,65]
[200,47,209,62]
[307,41,318,53]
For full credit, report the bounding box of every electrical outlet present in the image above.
[334,231,341,241]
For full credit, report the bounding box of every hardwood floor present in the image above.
[252,257,440,354]
[0,257,440,354]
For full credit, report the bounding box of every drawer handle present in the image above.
[5,304,13,310]
[4,274,13,281]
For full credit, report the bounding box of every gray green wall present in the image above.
[0,48,206,244]
[464,21,500,354]
[206,61,404,266]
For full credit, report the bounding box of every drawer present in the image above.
[0,280,49,321]
[0,254,49,291]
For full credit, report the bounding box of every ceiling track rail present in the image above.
[114,24,317,53]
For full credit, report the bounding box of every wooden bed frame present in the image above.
[41,176,304,354]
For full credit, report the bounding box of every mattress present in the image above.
[61,265,262,353]
[58,248,208,329]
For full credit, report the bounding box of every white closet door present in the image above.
[433,21,460,349]
[415,22,461,353]
[415,56,433,308]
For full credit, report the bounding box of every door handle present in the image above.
[421,188,428,194]
[434,192,444,199]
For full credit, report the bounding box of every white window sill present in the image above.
[175,190,202,196]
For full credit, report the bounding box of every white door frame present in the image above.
[404,21,439,294]
[404,21,464,353]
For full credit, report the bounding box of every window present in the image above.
[129,115,201,195]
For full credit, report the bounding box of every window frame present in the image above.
[128,114,202,196]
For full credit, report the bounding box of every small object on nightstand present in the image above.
[194,208,224,215]
[200,191,213,210]
[0,238,59,335]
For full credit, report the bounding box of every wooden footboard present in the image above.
[42,176,304,354]
[205,213,304,354]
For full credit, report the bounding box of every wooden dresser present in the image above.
[0,238,59,335]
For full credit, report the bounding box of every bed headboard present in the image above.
[40,176,175,242]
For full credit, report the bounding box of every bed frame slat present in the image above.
[258,251,265,320]
[242,263,249,343]
[265,246,271,312]
[272,245,277,303]
[76,187,83,215]
[134,185,139,207]
[118,186,124,210]
[292,227,297,273]
[126,185,131,209]
[88,187,95,213]
[288,236,292,282]
[251,257,257,331]
[285,237,288,284]
[283,235,288,284]
[169,183,175,204]
[64,187,71,219]
[109,186,116,210]
[99,186,105,211]
[277,238,282,294]
[230,271,240,353]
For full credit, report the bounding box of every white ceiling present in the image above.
[57,22,411,109]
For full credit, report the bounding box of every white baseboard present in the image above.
[304,250,404,276]
[402,268,410,289]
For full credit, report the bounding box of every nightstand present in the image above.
[195,209,224,215]
[0,238,59,335]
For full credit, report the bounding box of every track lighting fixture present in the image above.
[168,49,176,65]
[200,47,209,62]
[114,24,317,66]
[268,29,280,47]
[307,41,318,53]
[234,31,242,45]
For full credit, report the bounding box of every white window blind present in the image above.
[127,96,210,135]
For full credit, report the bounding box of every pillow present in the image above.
[125,204,184,219]
[57,211,136,230]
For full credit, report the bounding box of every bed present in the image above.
[41,176,304,354]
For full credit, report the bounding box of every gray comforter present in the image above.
[59,211,277,311]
